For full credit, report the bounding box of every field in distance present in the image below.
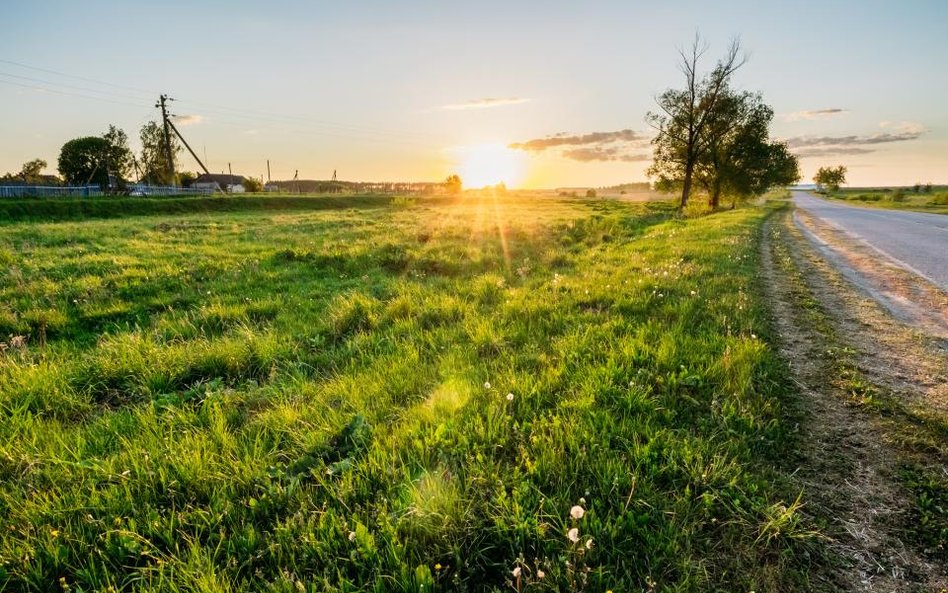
[0,194,816,592]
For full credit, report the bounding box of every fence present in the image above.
[0,185,103,198]
[127,184,215,196]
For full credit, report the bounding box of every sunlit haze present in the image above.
[2,1,947,187]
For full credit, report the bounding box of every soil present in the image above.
[760,207,948,592]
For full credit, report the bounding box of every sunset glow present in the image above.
[453,143,527,189]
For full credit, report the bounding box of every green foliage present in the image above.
[648,37,795,209]
[444,173,462,195]
[0,197,817,591]
[56,126,134,188]
[57,136,112,187]
[139,121,180,185]
[813,166,847,192]
[243,177,263,192]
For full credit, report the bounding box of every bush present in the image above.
[891,189,906,202]
[929,192,948,206]
[586,189,597,198]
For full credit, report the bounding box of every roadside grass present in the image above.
[821,187,948,215]
[0,196,818,591]
[768,211,948,565]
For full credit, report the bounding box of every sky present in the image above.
[2,0,947,188]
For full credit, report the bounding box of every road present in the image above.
[793,191,948,291]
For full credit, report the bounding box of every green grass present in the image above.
[0,196,817,592]
[821,187,948,214]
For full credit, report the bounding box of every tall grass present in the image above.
[0,197,816,591]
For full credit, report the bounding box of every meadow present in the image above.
[0,195,817,592]
[822,186,948,214]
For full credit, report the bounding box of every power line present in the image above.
[0,58,157,96]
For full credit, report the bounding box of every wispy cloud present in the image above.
[786,122,926,157]
[782,108,847,121]
[441,97,530,110]
[793,147,875,158]
[171,114,203,126]
[510,129,646,151]
[562,146,651,162]
[509,128,650,163]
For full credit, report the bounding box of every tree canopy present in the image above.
[444,174,462,194]
[57,126,136,188]
[138,121,180,185]
[648,36,799,209]
[58,137,112,187]
[813,165,847,192]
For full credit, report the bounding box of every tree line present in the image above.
[1,121,183,189]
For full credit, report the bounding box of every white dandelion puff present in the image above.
[570,505,585,520]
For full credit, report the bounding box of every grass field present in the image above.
[0,195,818,592]
[822,187,948,215]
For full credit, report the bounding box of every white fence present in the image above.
[0,185,103,198]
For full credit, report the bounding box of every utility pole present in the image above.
[267,160,271,183]
[156,94,176,185]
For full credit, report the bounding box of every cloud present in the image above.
[782,108,847,121]
[171,114,203,126]
[510,129,646,151]
[441,97,530,110]
[786,122,926,157]
[792,147,876,158]
[561,146,651,162]
[509,128,651,163]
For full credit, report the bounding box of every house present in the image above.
[193,173,246,193]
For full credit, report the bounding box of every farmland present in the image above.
[0,195,817,592]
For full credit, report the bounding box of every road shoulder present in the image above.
[761,207,948,591]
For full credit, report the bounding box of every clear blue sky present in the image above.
[2,0,946,187]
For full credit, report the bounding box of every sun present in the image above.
[454,143,526,189]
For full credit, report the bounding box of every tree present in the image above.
[243,177,263,192]
[813,166,847,192]
[647,36,746,209]
[695,90,799,208]
[102,125,134,183]
[444,174,462,194]
[139,121,180,185]
[58,137,112,187]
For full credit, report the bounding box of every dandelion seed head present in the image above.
[537,569,545,579]
[506,393,514,401]
[567,527,580,542]
[570,505,585,520]
[484,381,491,390]
[512,566,521,578]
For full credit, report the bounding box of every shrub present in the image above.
[929,192,948,206]
[891,189,906,202]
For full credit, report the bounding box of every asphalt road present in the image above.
[793,191,948,291]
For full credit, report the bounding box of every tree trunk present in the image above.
[709,181,721,210]
[680,165,694,209]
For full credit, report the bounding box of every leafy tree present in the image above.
[178,171,198,188]
[813,166,847,192]
[243,177,263,192]
[58,137,112,187]
[102,125,134,183]
[696,90,799,208]
[647,36,745,209]
[19,159,47,183]
[139,121,180,185]
[444,174,462,195]
[586,188,597,198]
